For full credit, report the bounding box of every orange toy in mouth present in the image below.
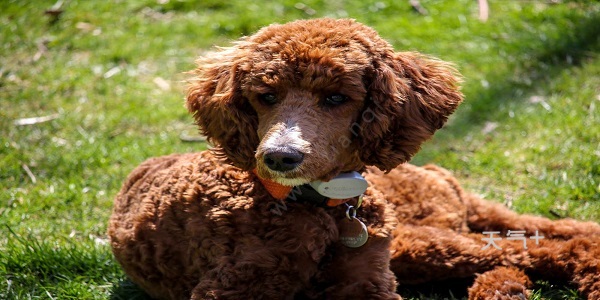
[252,169,293,200]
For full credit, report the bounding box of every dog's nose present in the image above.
[263,150,304,172]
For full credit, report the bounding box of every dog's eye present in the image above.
[259,93,278,106]
[324,94,348,106]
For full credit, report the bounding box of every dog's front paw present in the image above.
[468,267,531,300]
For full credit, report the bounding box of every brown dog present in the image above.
[109,19,600,299]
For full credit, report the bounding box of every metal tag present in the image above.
[338,217,369,248]
[309,171,368,199]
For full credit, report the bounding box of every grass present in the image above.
[1,0,598,299]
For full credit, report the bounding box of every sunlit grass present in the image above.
[1,0,598,299]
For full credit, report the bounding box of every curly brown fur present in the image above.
[109,18,600,300]
[469,267,531,300]
[370,164,600,298]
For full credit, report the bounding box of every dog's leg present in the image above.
[468,266,532,300]
[395,164,600,239]
[527,236,600,299]
[464,193,600,239]
[189,250,315,300]
[314,236,402,300]
[390,225,600,298]
[188,206,339,300]
[390,224,508,284]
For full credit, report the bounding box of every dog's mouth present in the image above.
[255,154,350,188]
[254,161,312,186]
[267,175,312,187]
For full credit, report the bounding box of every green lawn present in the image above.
[1,0,599,299]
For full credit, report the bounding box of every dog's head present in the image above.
[187,18,462,186]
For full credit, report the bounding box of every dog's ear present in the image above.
[186,48,259,170]
[358,52,463,171]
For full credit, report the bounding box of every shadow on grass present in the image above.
[110,278,153,300]
[108,276,472,300]
[107,275,582,300]
[398,277,472,300]
[398,277,582,300]
[449,11,600,137]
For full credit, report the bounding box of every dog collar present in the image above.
[252,169,370,248]
[252,169,359,207]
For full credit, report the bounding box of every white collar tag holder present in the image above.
[309,171,368,199]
